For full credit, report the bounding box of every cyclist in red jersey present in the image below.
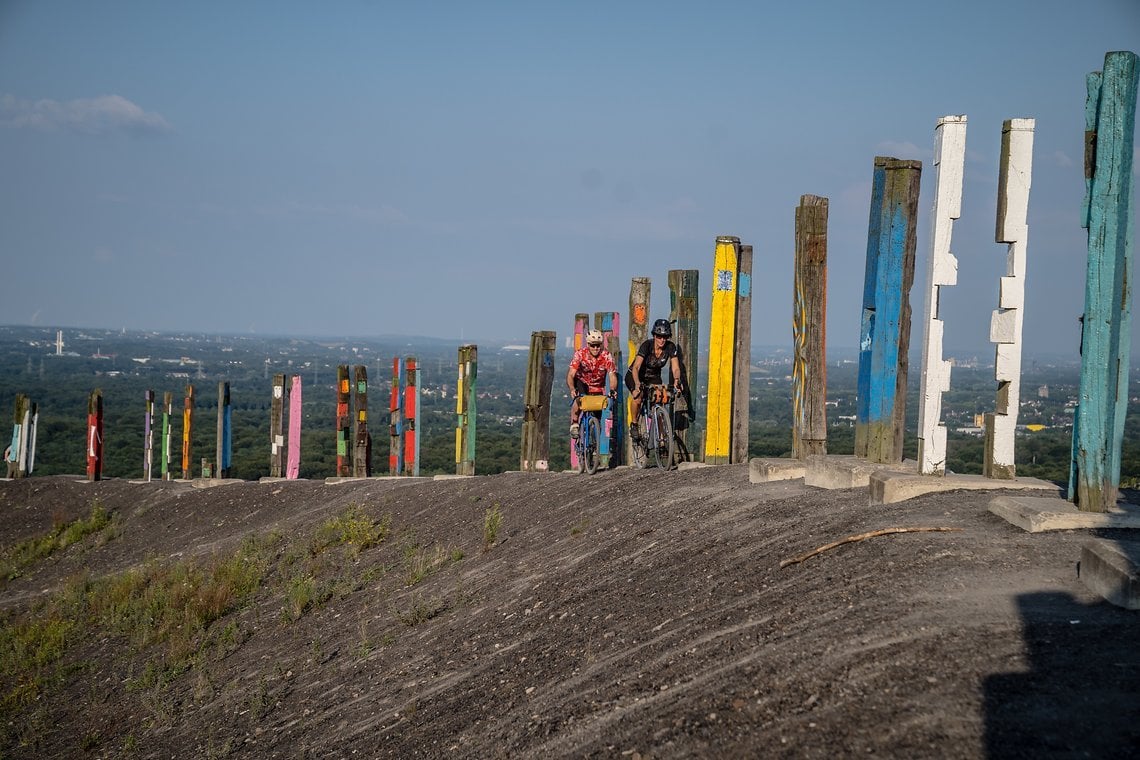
[566,329,617,438]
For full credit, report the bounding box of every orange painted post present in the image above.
[404,357,420,476]
[181,384,194,479]
[87,389,103,481]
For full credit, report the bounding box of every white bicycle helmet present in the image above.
[586,329,604,346]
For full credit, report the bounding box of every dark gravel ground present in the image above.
[0,466,1136,758]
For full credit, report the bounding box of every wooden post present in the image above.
[215,381,231,479]
[917,116,966,475]
[985,118,1035,479]
[1071,51,1138,511]
[628,277,651,361]
[143,390,154,481]
[336,365,350,477]
[520,331,557,472]
[404,356,420,476]
[286,375,302,479]
[181,385,194,479]
[731,245,753,464]
[389,357,404,475]
[353,365,370,477]
[161,391,173,480]
[705,236,740,465]
[793,195,830,459]
[854,157,922,464]
[456,345,478,476]
[87,389,103,481]
[9,394,29,479]
[669,269,700,461]
[270,374,285,478]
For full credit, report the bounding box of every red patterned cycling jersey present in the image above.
[568,346,616,392]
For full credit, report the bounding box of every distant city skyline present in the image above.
[1,1,1137,359]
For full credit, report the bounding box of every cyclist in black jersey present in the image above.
[626,318,683,440]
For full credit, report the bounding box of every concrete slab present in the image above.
[1079,539,1140,610]
[325,475,428,484]
[676,461,713,472]
[804,455,916,490]
[186,478,245,489]
[432,474,474,480]
[988,496,1140,533]
[749,458,806,483]
[871,471,1059,504]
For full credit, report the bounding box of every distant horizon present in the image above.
[0,322,1089,364]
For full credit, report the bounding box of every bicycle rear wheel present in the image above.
[651,404,674,470]
[584,415,601,474]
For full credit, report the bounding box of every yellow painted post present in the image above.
[705,236,739,464]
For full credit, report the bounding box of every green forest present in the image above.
[4,327,1139,487]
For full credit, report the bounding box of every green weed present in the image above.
[482,503,503,550]
[0,501,113,585]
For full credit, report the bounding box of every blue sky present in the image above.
[1,0,1137,358]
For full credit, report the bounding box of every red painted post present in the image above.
[87,389,103,481]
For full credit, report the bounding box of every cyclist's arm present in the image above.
[566,362,578,395]
[629,355,645,395]
[670,354,683,390]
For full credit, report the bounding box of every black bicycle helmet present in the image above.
[651,319,672,338]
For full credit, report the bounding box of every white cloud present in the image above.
[0,94,171,135]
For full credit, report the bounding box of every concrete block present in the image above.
[1079,539,1140,610]
[988,496,1140,533]
[676,461,713,471]
[871,471,1058,504]
[749,458,805,483]
[804,455,915,490]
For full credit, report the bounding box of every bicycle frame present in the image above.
[572,394,610,475]
[632,385,676,470]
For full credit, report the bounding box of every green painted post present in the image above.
[1070,51,1138,511]
[456,345,478,476]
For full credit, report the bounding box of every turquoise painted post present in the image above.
[1070,51,1138,512]
[855,157,922,463]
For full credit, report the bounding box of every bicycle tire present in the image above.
[630,414,648,469]
[584,415,601,474]
[651,404,674,470]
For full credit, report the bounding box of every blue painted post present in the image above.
[1070,50,1138,511]
[855,157,922,463]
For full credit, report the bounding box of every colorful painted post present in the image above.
[520,331,557,472]
[705,236,740,465]
[143,390,154,481]
[404,357,420,477]
[270,374,286,477]
[286,375,302,479]
[984,118,1036,479]
[668,269,700,460]
[628,278,651,361]
[389,357,404,475]
[456,345,478,476]
[181,385,194,479]
[216,381,231,479]
[596,311,623,467]
[1070,51,1138,511]
[87,389,103,481]
[569,314,590,471]
[336,365,350,477]
[161,391,173,480]
[854,157,922,464]
[353,365,370,477]
[731,245,754,464]
[917,117,967,475]
[793,195,830,459]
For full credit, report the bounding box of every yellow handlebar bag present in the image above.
[579,395,608,412]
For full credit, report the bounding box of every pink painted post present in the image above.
[287,374,302,479]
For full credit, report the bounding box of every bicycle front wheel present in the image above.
[584,415,601,474]
[651,405,674,471]
[631,415,648,470]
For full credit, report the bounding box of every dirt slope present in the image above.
[0,467,1136,758]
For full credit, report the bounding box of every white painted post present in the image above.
[985,118,1035,479]
[917,116,967,475]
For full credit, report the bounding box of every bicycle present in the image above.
[630,384,676,470]
[572,393,611,475]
